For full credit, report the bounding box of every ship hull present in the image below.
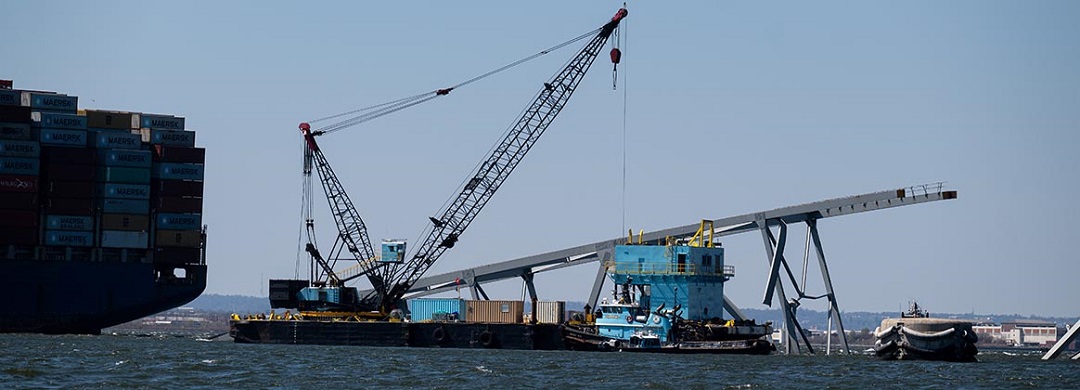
[0,260,206,334]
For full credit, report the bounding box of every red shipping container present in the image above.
[155,196,202,213]
[0,210,38,227]
[0,175,38,193]
[153,145,205,164]
[45,197,94,216]
[155,229,201,247]
[153,247,201,265]
[0,192,37,210]
[0,105,31,123]
[0,226,39,245]
[100,214,150,231]
[42,147,96,164]
[45,180,96,198]
[42,163,96,181]
[152,179,204,197]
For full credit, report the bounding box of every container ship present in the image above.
[0,79,207,334]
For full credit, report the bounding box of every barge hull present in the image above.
[230,320,566,350]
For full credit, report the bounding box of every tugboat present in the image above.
[562,291,774,354]
[561,222,774,354]
[873,301,978,362]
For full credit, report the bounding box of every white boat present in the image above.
[873,302,978,362]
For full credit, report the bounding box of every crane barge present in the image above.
[230,7,627,349]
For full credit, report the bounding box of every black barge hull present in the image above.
[230,320,566,350]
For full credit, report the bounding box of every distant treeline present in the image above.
[186,294,271,314]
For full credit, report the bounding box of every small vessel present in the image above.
[873,301,978,362]
[561,222,774,354]
[561,298,774,354]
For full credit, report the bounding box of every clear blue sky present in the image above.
[3,1,1077,317]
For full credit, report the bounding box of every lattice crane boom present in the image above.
[299,124,384,291]
[374,8,628,311]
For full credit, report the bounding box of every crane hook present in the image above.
[610,48,622,90]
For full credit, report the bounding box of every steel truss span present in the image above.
[389,182,957,354]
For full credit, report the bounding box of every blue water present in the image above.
[1,334,1076,389]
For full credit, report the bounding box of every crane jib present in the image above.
[299,122,320,152]
[372,8,629,312]
[606,9,628,34]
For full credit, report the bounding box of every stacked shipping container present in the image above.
[35,102,96,260]
[0,116,40,247]
[147,115,203,265]
[90,110,151,258]
[0,81,204,265]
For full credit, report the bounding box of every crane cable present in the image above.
[308,26,606,135]
[620,6,630,237]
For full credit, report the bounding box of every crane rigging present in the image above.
[305,20,614,137]
[281,8,628,315]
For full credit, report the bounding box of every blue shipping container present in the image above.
[99,149,151,167]
[149,129,195,147]
[100,230,149,249]
[140,114,185,130]
[100,183,151,199]
[99,167,151,183]
[0,140,40,158]
[154,163,204,180]
[156,213,202,230]
[39,128,87,146]
[21,92,78,113]
[45,215,94,231]
[91,130,141,148]
[0,122,32,140]
[44,230,94,247]
[0,90,20,106]
[407,298,468,322]
[34,112,87,130]
[99,198,150,214]
[0,157,39,175]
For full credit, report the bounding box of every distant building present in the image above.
[973,320,1058,346]
[141,307,208,325]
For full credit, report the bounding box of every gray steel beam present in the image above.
[1042,318,1080,360]
[762,220,788,306]
[587,260,610,310]
[762,224,810,354]
[389,185,955,299]
[471,282,490,300]
[809,219,851,354]
[723,294,747,321]
[521,273,538,301]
